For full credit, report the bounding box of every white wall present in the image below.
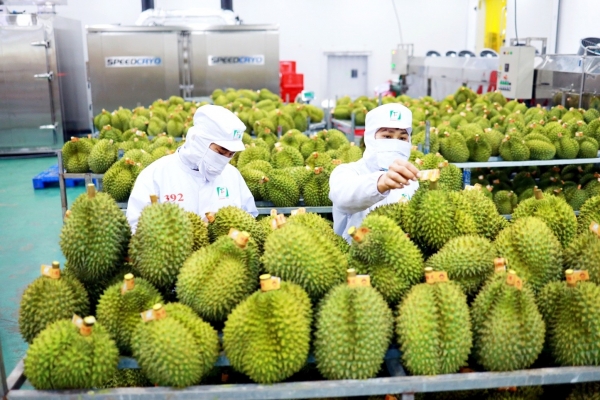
[504,0,558,54]
[556,0,600,54]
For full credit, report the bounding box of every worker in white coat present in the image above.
[329,103,420,242]
[126,105,258,232]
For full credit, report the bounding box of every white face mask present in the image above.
[368,139,412,171]
[198,148,232,181]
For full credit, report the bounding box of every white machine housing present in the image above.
[391,48,408,75]
[497,46,535,99]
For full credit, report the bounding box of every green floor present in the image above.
[0,156,86,376]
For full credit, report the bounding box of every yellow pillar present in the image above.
[484,0,507,51]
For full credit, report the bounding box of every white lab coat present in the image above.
[329,158,419,242]
[126,152,258,233]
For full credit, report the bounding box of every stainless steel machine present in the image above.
[87,24,279,115]
[0,12,90,154]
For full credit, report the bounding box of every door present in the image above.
[0,16,56,151]
[327,55,368,100]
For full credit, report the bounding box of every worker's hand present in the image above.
[377,159,419,193]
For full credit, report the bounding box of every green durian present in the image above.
[315,279,393,380]
[440,131,470,162]
[131,303,219,387]
[103,158,144,202]
[578,195,600,234]
[511,189,577,247]
[101,369,151,388]
[99,125,123,142]
[237,142,271,169]
[348,215,423,305]
[271,143,304,168]
[396,272,472,375]
[494,217,563,293]
[262,221,347,300]
[205,205,265,249]
[129,198,193,290]
[303,166,333,207]
[60,185,131,284]
[177,231,260,322]
[494,190,517,215]
[62,137,93,173]
[94,109,112,131]
[223,281,312,384]
[286,210,349,253]
[564,229,600,284]
[460,187,508,239]
[537,272,600,366]
[96,274,163,354]
[24,318,119,390]
[471,271,545,371]
[88,139,118,173]
[18,262,89,344]
[300,136,328,159]
[425,235,495,296]
[259,169,301,207]
[499,135,530,161]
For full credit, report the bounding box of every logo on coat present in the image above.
[217,187,229,199]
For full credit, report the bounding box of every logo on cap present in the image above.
[390,110,402,121]
[233,130,243,140]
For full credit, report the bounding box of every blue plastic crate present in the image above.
[32,164,94,189]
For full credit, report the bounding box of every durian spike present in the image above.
[51,261,60,269]
[86,183,96,199]
[149,194,158,204]
[205,212,216,223]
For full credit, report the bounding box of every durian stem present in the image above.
[86,183,96,199]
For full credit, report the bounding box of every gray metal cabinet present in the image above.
[87,25,279,115]
[0,14,90,155]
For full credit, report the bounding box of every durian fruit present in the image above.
[537,270,600,366]
[471,269,545,371]
[24,317,119,389]
[565,184,589,211]
[300,135,327,159]
[406,178,477,252]
[19,261,89,344]
[494,216,563,293]
[525,139,556,160]
[99,125,123,142]
[348,215,423,305]
[270,143,304,168]
[262,218,347,300]
[396,268,472,375]
[240,167,266,201]
[467,134,492,162]
[460,187,508,240]
[186,211,210,252]
[438,161,464,192]
[337,142,363,163]
[103,158,144,202]
[60,184,131,284]
[483,387,544,400]
[259,169,301,207]
[576,133,599,158]
[494,190,518,215]
[564,226,600,284]
[223,279,312,384]
[205,205,265,248]
[511,188,577,247]
[553,133,579,159]
[123,148,154,168]
[177,230,260,322]
[314,270,393,380]
[96,274,163,354]
[578,195,600,234]
[237,143,271,169]
[94,109,111,131]
[499,135,530,161]
[129,195,193,290]
[102,369,151,388]
[269,109,295,133]
[132,303,220,387]
[303,166,332,207]
[286,208,349,254]
[306,104,325,123]
[440,131,470,162]
[62,137,93,173]
[425,235,495,296]
[88,139,118,173]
